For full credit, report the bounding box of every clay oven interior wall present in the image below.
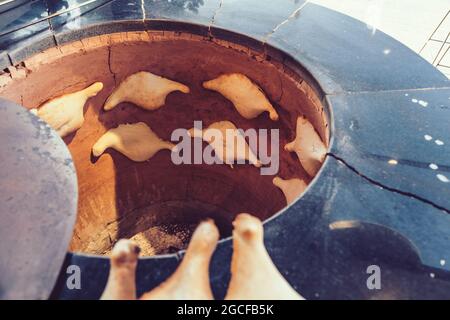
[0,31,329,256]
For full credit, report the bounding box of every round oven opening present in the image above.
[0,30,329,256]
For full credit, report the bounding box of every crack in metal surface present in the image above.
[141,0,146,22]
[208,0,224,38]
[263,0,309,44]
[328,153,450,214]
[43,0,59,47]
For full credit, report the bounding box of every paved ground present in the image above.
[310,0,450,78]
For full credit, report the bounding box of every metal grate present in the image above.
[420,10,450,78]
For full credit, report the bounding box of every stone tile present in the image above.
[210,0,306,40]
[263,156,450,299]
[209,240,232,299]
[267,3,450,94]
[328,88,450,210]
[145,0,221,25]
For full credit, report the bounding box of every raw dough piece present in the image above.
[104,71,190,111]
[92,122,174,161]
[188,120,261,168]
[32,82,103,137]
[203,73,279,120]
[140,220,219,300]
[225,213,304,300]
[285,116,327,177]
[100,239,140,300]
[273,176,307,205]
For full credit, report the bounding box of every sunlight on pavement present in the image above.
[310,0,450,78]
